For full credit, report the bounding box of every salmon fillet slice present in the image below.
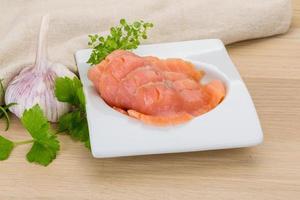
[127,109,194,126]
[88,50,226,126]
[144,56,204,81]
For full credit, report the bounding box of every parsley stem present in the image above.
[14,139,34,146]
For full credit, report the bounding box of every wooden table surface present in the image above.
[1,1,300,200]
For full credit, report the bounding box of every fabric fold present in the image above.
[0,0,292,103]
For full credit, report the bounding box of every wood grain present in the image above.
[1,1,300,199]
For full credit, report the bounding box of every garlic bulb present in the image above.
[5,15,76,122]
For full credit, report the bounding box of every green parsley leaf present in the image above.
[76,87,86,111]
[21,105,60,166]
[0,135,14,160]
[55,77,83,106]
[87,19,153,65]
[58,110,89,142]
[21,105,50,139]
[57,111,73,133]
[26,137,59,166]
[55,77,90,149]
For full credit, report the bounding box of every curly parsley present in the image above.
[87,18,153,65]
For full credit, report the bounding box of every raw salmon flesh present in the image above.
[88,50,225,126]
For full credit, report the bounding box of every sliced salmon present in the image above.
[88,50,226,126]
[112,106,128,115]
[144,56,204,81]
[127,109,194,126]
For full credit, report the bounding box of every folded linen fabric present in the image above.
[0,0,292,102]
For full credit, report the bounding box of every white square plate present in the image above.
[75,39,263,158]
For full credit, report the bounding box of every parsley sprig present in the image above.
[87,19,153,65]
[0,105,59,166]
[55,77,90,148]
[21,105,60,166]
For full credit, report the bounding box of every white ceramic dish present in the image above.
[75,39,263,158]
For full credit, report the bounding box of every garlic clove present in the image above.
[5,15,77,122]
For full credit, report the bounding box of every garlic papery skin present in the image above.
[5,63,75,122]
[5,15,76,122]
